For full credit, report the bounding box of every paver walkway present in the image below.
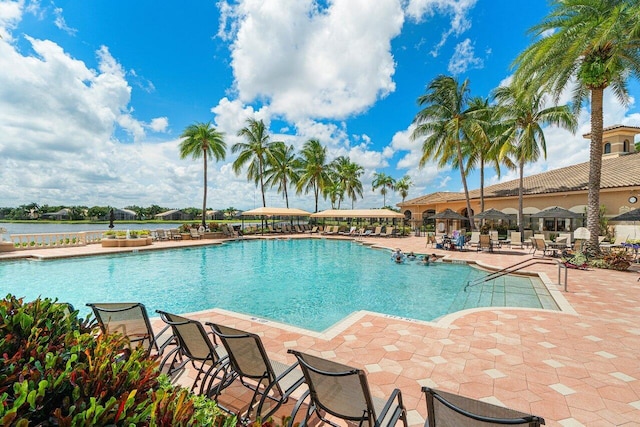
[3,234,639,425]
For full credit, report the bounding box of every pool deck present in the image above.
[3,234,640,426]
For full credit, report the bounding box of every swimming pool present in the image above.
[0,239,558,332]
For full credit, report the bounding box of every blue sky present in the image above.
[1,0,639,212]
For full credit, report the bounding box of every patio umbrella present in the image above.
[609,208,640,222]
[428,209,467,234]
[531,206,582,219]
[108,209,115,229]
[473,209,512,221]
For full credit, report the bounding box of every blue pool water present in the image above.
[0,239,557,332]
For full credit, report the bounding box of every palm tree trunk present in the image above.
[202,153,208,227]
[587,88,604,254]
[314,182,319,213]
[259,160,266,208]
[457,144,475,232]
[283,177,289,208]
[518,159,524,237]
[479,157,485,212]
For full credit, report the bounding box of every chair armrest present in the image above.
[376,388,406,427]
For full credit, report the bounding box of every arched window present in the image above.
[623,139,629,152]
[604,142,611,154]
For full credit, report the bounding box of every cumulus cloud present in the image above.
[448,38,483,74]
[405,0,477,57]
[219,0,404,121]
[53,7,76,35]
[148,117,169,133]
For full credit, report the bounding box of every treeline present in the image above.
[0,204,240,221]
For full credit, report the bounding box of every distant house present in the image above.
[41,208,71,220]
[155,209,192,221]
[113,208,137,221]
[205,210,225,220]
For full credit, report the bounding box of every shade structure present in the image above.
[531,206,582,219]
[610,208,640,222]
[310,209,404,219]
[473,208,512,221]
[241,207,311,217]
[428,208,467,221]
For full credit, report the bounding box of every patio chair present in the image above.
[531,237,556,257]
[288,350,408,427]
[155,229,168,240]
[156,311,234,397]
[87,302,174,358]
[190,228,202,239]
[309,226,319,234]
[370,226,383,237]
[207,323,305,421]
[381,226,395,237]
[468,231,480,250]
[422,387,545,426]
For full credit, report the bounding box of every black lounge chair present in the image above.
[208,323,305,421]
[422,387,545,426]
[87,302,174,358]
[288,350,408,427]
[156,311,234,396]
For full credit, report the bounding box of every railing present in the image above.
[465,257,561,292]
[7,231,105,250]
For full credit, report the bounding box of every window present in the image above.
[624,139,629,152]
[604,142,611,154]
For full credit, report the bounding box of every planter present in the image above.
[0,241,15,252]
[181,233,191,240]
[102,238,152,248]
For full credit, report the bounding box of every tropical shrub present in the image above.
[0,295,230,426]
[596,250,633,271]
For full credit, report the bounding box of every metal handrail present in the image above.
[465,257,558,291]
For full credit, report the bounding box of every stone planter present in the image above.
[0,241,15,252]
[101,238,152,248]
[181,233,191,240]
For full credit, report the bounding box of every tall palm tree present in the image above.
[494,82,577,238]
[296,139,331,212]
[324,179,344,209]
[514,0,640,252]
[263,141,300,208]
[331,156,364,209]
[459,97,506,213]
[395,175,413,205]
[372,172,396,207]
[179,122,226,227]
[411,75,485,230]
[232,118,273,208]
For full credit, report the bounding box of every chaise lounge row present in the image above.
[87,302,545,426]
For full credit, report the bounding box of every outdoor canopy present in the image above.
[531,206,582,218]
[428,208,467,220]
[609,208,640,222]
[310,209,404,219]
[241,207,311,217]
[473,208,512,221]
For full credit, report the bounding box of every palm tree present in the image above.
[179,122,227,227]
[232,118,273,208]
[263,141,300,208]
[514,0,640,252]
[331,156,364,209]
[296,139,331,212]
[372,172,396,207]
[411,75,485,230]
[324,179,344,209]
[395,175,413,205]
[493,82,577,238]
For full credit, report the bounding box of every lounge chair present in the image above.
[341,226,357,236]
[87,302,174,358]
[467,231,480,250]
[207,323,305,421]
[600,234,627,251]
[370,226,382,237]
[190,228,202,239]
[478,234,492,252]
[323,226,338,235]
[156,311,233,396]
[509,232,523,249]
[422,387,544,426]
[288,350,408,427]
[381,226,395,238]
[155,229,168,241]
[308,226,319,234]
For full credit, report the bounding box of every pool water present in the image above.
[0,239,558,332]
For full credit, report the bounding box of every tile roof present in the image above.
[401,152,640,206]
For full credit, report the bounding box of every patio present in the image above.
[2,234,639,425]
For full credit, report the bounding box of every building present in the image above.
[154,209,192,221]
[399,125,640,237]
[113,208,137,221]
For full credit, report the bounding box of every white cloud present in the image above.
[405,0,477,57]
[148,117,169,133]
[221,0,404,121]
[0,0,23,40]
[53,7,76,36]
[448,38,483,74]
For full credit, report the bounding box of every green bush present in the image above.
[0,295,230,426]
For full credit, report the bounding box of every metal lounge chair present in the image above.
[207,323,305,421]
[422,387,545,426]
[189,228,202,239]
[156,311,234,397]
[86,302,174,358]
[288,350,408,427]
[509,232,523,249]
[478,234,492,252]
[531,237,556,257]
